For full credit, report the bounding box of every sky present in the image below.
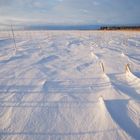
[0,0,140,26]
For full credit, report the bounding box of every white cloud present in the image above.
[92,1,100,6]
[0,0,140,25]
[33,2,45,8]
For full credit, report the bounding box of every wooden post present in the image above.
[11,24,17,53]
[125,63,131,73]
[100,62,105,73]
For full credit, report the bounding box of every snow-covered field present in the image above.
[0,30,140,140]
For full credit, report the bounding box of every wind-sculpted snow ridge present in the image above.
[125,64,140,96]
[0,31,140,140]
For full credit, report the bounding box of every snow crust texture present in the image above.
[0,31,140,140]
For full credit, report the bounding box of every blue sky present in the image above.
[0,0,140,25]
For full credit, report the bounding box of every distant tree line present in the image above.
[100,26,140,30]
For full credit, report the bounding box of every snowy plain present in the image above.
[0,30,140,140]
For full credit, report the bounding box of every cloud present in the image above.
[32,1,47,8]
[0,0,13,6]
[0,0,140,25]
[92,1,100,6]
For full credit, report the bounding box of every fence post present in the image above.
[100,62,105,73]
[11,24,17,53]
[125,63,131,73]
